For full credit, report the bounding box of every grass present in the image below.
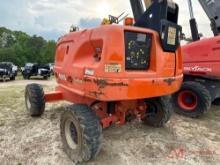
[16,73,23,80]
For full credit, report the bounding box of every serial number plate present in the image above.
[105,64,122,73]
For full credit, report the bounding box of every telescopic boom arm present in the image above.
[198,0,220,36]
[187,0,200,41]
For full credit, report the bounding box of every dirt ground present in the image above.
[0,79,220,165]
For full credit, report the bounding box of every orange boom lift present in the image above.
[24,0,183,163]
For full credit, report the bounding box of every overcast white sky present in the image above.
[0,0,213,40]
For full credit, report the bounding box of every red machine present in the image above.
[24,0,183,163]
[173,0,220,118]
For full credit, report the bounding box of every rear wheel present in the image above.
[25,84,45,117]
[23,74,30,80]
[60,104,102,163]
[10,76,15,81]
[143,96,172,127]
[43,76,48,80]
[213,98,220,106]
[173,81,211,118]
[43,75,50,80]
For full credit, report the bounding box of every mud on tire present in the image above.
[25,83,45,117]
[143,96,173,127]
[172,81,211,118]
[60,104,102,163]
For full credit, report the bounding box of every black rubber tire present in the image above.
[172,81,211,118]
[60,104,102,163]
[213,98,220,106]
[43,76,50,80]
[10,76,15,81]
[143,96,173,127]
[25,83,45,117]
[23,75,30,80]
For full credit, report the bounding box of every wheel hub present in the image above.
[147,103,157,117]
[145,102,163,119]
[65,119,78,150]
[178,90,198,111]
[26,96,31,110]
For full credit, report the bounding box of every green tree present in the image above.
[0,27,56,66]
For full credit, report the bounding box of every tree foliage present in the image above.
[0,27,56,66]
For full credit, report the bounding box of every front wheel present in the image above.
[43,76,48,80]
[25,84,45,117]
[143,96,173,127]
[10,76,15,81]
[60,104,102,163]
[172,81,211,118]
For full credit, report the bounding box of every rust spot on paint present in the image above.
[164,78,175,86]
[94,79,128,88]
[89,91,105,99]
[109,82,128,87]
[76,77,128,88]
[67,76,73,83]
[83,77,92,82]
[94,79,107,88]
